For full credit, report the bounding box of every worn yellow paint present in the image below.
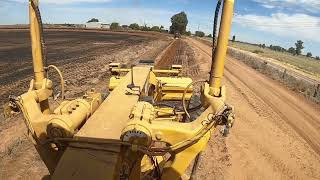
[209,0,234,96]
[12,0,235,179]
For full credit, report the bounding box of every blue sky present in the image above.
[1,0,320,56]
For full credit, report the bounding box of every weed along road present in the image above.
[186,37,320,179]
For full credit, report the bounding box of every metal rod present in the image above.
[209,0,234,96]
[29,0,50,114]
[29,0,45,89]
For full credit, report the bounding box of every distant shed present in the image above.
[101,24,110,29]
[85,22,110,29]
[85,22,102,28]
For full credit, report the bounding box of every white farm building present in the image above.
[85,22,110,29]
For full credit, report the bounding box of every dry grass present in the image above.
[197,37,320,103]
[230,41,320,78]
[228,48,320,103]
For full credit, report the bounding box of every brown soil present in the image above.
[0,29,171,179]
[186,37,320,180]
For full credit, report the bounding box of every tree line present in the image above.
[86,18,167,32]
[255,40,319,60]
[110,22,167,33]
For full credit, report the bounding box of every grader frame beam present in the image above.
[6,0,235,179]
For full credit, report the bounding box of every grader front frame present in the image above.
[5,0,235,179]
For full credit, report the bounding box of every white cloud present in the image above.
[254,0,320,13]
[234,13,320,42]
[262,4,275,9]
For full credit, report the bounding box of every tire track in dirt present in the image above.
[188,37,320,155]
[225,60,320,156]
[0,31,171,180]
[186,37,320,179]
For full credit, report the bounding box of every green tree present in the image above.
[129,23,140,30]
[262,44,266,48]
[316,56,320,60]
[288,47,295,55]
[141,25,151,31]
[306,52,312,58]
[169,11,188,34]
[185,31,191,36]
[151,26,160,32]
[110,22,120,30]
[269,45,285,52]
[295,40,304,55]
[87,18,99,23]
[195,31,205,37]
[121,25,129,28]
[207,34,212,38]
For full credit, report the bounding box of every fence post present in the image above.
[314,84,320,97]
[282,69,287,79]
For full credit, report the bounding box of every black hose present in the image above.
[209,0,222,81]
[29,0,47,67]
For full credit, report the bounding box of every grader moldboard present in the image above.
[5,0,235,179]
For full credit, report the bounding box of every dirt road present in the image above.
[186,38,320,180]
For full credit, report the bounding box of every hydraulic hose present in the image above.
[46,65,65,100]
[182,80,207,118]
[209,0,222,82]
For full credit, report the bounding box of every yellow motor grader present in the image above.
[4,0,235,179]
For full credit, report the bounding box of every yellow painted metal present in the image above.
[47,92,102,138]
[29,0,51,113]
[108,62,121,70]
[29,0,45,87]
[108,65,189,99]
[171,64,183,70]
[152,69,180,75]
[16,81,101,173]
[110,67,180,75]
[153,77,193,101]
[11,0,235,179]
[209,0,234,96]
[110,68,130,73]
[108,76,123,91]
[52,67,151,179]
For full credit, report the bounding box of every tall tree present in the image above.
[110,22,120,30]
[151,26,160,32]
[195,31,205,37]
[87,18,99,23]
[129,23,140,30]
[288,47,296,55]
[232,35,236,42]
[306,52,312,58]
[295,40,304,55]
[169,12,188,34]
